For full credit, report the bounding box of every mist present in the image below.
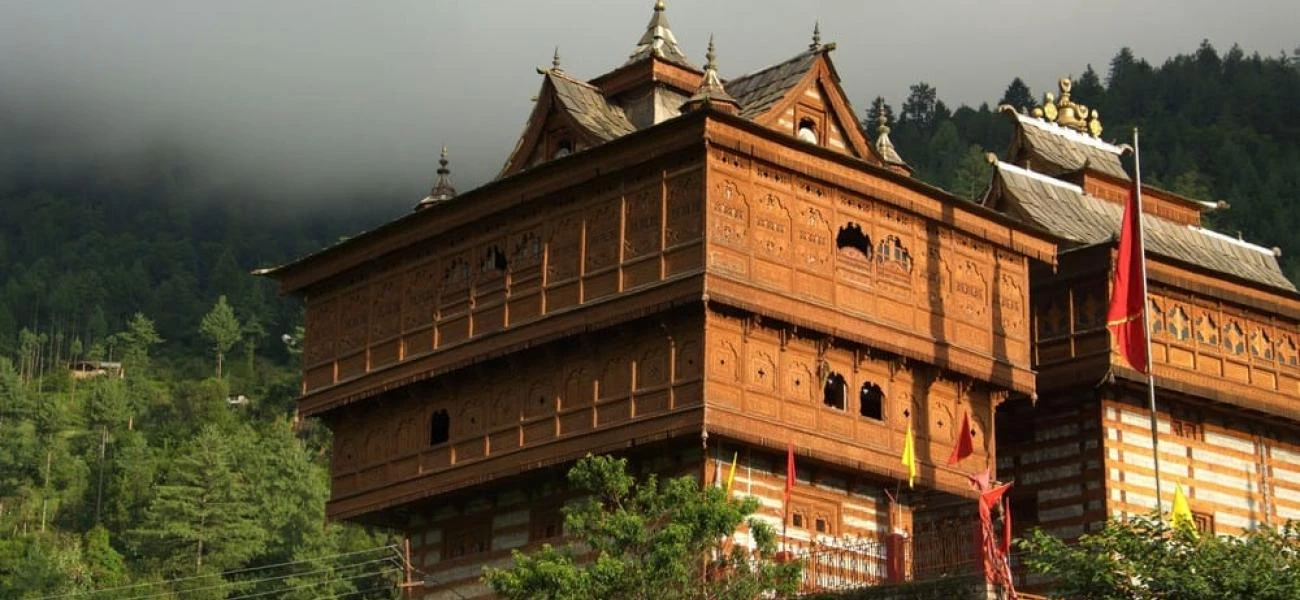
[2,0,1293,207]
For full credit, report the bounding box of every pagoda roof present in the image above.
[547,70,636,142]
[1006,109,1130,181]
[726,50,819,120]
[990,161,1294,292]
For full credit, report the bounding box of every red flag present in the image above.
[784,442,796,505]
[1106,176,1149,374]
[947,412,974,465]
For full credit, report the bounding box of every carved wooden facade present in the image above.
[264,12,1060,597]
[988,86,1300,577]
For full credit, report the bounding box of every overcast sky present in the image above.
[1,0,1293,208]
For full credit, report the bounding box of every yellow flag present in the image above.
[724,452,738,495]
[901,423,917,489]
[1171,483,1197,537]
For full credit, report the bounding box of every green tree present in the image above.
[999,77,1034,112]
[200,295,242,379]
[1019,515,1300,599]
[950,145,994,200]
[131,425,266,578]
[115,312,163,375]
[484,454,800,600]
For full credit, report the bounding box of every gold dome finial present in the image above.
[416,145,456,210]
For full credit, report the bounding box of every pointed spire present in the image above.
[810,21,822,51]
[874,115,908,169]
[552,46,562,71]
[625,0,697,69]
[416,145,457,211]
[681,35,740,115]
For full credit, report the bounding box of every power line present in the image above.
[320,582,404,600]
[116,557,402,600]
[36,545,400,600]
[221,566,401,600]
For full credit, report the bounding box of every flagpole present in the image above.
[1133,127,1165,515]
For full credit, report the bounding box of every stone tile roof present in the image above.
[726,51,818,120]
[547,71,636,142]
[992,162,1295,292]
[1010,112,1130,181]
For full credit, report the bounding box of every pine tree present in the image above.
[999,77,1035,112]
[131,425,265,577]
[199,296,242,379]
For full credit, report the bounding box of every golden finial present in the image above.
[552,47,561,70]
[877,113,890,136]
[1031,77,1102,136]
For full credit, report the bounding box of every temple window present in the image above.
[835,223,873,261]
[1223,322,1246,355]
[859,382,884,420]
[823,372,847,410]
[1149,300,1165,335]
[553,139,573,158]
[1250,329,1273,360]
[481,246,508,273]
[429,409,450,446]
[1167,307,1191,341]
[876,236,913,273]
[797,117,819,144]
[1194,315,1219,345]
[529,505,565,542]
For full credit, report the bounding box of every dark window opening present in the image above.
[554,139,574,158]
[792,513,805,528]
[429,409,450,446]
[836,223,873,261]
[815,517,829,533]
[859,382,884,420]
[482,246,507,272]
[797,118,818,144]
[823,372,847,410]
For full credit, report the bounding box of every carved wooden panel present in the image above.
[624,185,661,260]
[370,275,403,342]
[403,261,439,333]
[665,171,703,248]
[305,296,339,365]
[338,287,371,355]
[546,212,582,282]
[711,179,748,249]
[751,191,792,263]
[584,196,621,273]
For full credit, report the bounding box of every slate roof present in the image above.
[726,51,819,120]
[1009,112,1130,181]
[547,71,636,142]
[992,162,1295,292]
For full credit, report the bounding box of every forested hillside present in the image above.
[0,41,1297,598]
[872,41,1300,283]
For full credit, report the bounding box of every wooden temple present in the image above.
[259,3,1299,598]
[984,78,1300,586]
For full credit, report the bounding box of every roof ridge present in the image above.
[726,49,816,84]
[1188,225,1279,257]
[1013,112,1125,155]
[996,161,1084,194]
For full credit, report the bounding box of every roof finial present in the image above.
[874,114,909,171]
[810,21,822,51]
[552,46,562,70]
[416,145,456,210]
[625,0,697,69]
[681,34,740,115]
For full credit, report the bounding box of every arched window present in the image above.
[429,409,450,446]
[835,223,873,261]
[823,372,847,410]
[859,382,884,420]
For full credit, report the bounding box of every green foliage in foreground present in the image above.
[484,455,801,600]
[1019,515,1300,600]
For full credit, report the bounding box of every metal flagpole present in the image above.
[1133,127,1165,514]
